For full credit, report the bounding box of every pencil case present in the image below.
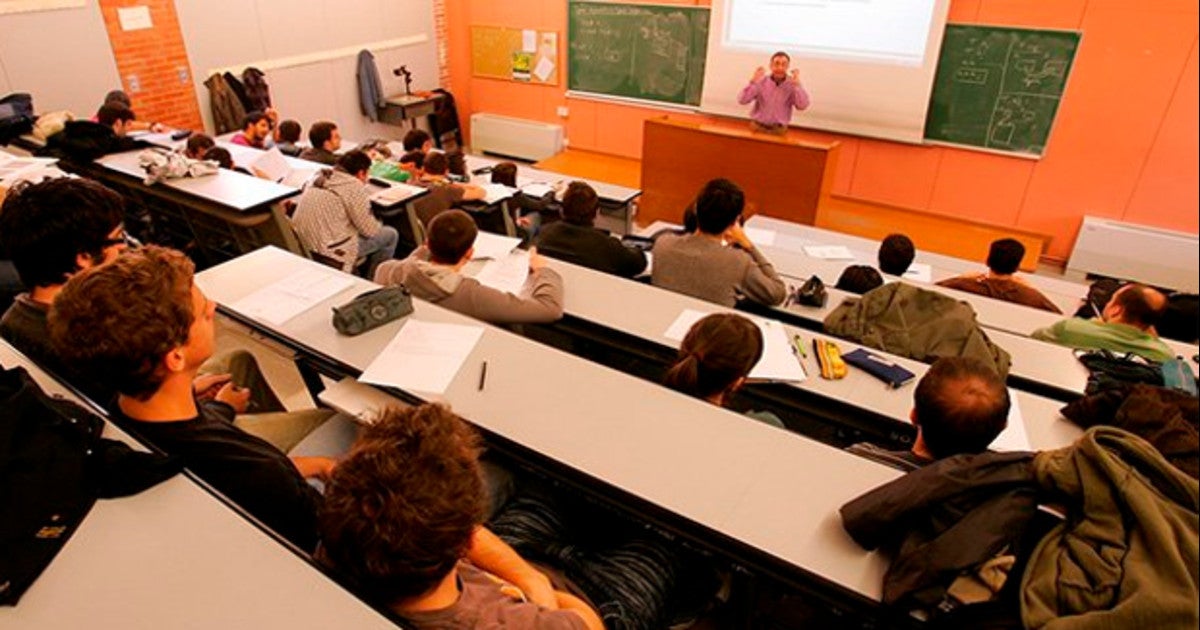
[842,348,916,388]
[813,338,847,380]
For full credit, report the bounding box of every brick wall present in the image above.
[97,0,204,130]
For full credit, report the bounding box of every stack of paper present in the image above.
[471,232,522,260]
[663,309,806,383]
[743,227,777,247]
[370,182,425,206]
[473,252,530,295]
[0,154,60,187]
[229,267,355,325]
[803,245,856,261]
[250,148,293,184]
[520,182,555,198]
[359,320,486,396]
[989,389,1031,452]
[480,183,517,205]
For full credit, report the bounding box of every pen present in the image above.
[790,334,808,359]
[477,361,488,391]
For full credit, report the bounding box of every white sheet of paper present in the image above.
[281,166,317,189]
[251,147,291,183]
[990,389,1032,452]
[480,183,517,204]
[743,227,777,247]
[370,182,425,205]
[903,263,933,283]
[229,268,355,326]
[520,182,554,198]
[359,320,485,396]
[752,319,807,383]
[521,29,538,53]
[533,57,555,83]
[803,245,856,260]
[663,309,805,382]
[471,232,522,260]
[474,252,530,295]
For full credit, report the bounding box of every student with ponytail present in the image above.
[662,313,785,428]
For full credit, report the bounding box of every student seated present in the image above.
[937,238,1061,313]
[318,404,604,630]
[374,210,565,325]
[0,178,128,399]
[183,133,215,160]
[43,102,144,160]
[651,178,787,307]
[847,356,1010,471]
[292,150,399,277]
[274,119,303,157]
[491,161,560,237]
[230,110,271,149]
[663,312,784,428]
[835,264,884,295]
[878,233,916,277]
[47,246,334,551]
[411,151,486,227]
[94,89,165,133]
[202,146,254,177]
[535,182,646,278]
[299,121,341,166]
[1032,283,1173,362]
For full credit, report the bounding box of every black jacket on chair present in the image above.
[0,367,179,606]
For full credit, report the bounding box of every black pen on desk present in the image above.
[477,361,488,391]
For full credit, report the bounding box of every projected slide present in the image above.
[725,0,940,66]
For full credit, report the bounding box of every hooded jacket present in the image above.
[1021,427,1199,630]
[291,169,383,271]
[374,246,564,325]
[824,282,1012,377]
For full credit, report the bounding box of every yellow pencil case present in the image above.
[814,339,847,380]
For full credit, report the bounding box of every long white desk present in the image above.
[0,341,399,630]
[745,215,1087,312]
[95,149,298,212]
[197,246,903,607]
[464,154,641,233]
[526,256,1082,451]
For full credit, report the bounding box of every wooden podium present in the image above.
[638,117,840,227]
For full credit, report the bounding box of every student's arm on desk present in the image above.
[468,252,565,324]
[556,592,605,630]
[467,527,557,609]
[458,182,487,202]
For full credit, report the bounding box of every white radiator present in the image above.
[469,113,563,161]
[1068,216,1199,292]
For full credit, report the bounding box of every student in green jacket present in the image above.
[1033,283,1173,362]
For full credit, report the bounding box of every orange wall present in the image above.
[445,0,1199,261]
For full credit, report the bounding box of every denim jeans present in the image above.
[358,225,399,278]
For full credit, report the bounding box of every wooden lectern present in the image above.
[638,116,840,227]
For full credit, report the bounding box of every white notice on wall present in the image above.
[117,5,153,31]
[521,29,538,53]
[533,57,555,83]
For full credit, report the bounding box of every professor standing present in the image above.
[737,51,810,135]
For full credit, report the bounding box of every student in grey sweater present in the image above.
[651,178,787,307]
[374,210,564,325]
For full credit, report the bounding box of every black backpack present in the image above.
[0,93,34,144]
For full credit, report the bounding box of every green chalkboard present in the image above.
[568,2,709,107]
[926,25,1081,156]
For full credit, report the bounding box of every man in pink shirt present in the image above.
[737,51,811,135]
[229,111,271,148]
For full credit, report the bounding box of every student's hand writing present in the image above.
[752,66,766,82]
[193,373,232,401]
[214,381,251,414]
[528,247,546,271]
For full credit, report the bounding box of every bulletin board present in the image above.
[470,25,559,85]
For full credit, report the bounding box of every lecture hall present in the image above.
[1,0,1197,629]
